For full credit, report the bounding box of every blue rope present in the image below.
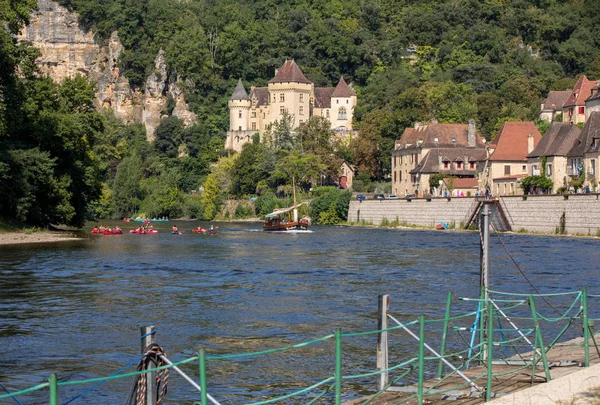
[0,383,23,405]
[62,356,142,405]
[140,329,156,340]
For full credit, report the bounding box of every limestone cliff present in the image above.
[19,0,197,141]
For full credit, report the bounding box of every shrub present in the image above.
[310,188,352,224]
[235,203,254,218]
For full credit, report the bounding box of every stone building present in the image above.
[527,123,581,193]
[586,85,600,120]
[567,112,600,189]
[224,60,357,152]
[539,90,570,122]
[479,122,542,196]
[391,120,486,197]
[562,75,596,125]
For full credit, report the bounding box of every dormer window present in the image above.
[469,162,475,169]
[434,137,439,142]
[451,138,456,143]
[443,160,450,169]
[456,161,463,169]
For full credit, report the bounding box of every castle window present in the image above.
[251,111,256,118]
[280,106,285,115]
[299,106,304,115]
[299,94,304,102]
[337,99,339,104]
[338,106,347,120]
[238,126,242,131]
[346,99,349,104]
[326,110,330,118]
[272,95,276,103]
[252,122,256,131]
[280,94,285,102]
[238,110,242,118]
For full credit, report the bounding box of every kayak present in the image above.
[102,231,124,235]
[129,229,159,234]
[192,229,216,234]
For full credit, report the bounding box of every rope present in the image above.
[0,382,23,405]
[125,344,169,405]
[490,222,566,317]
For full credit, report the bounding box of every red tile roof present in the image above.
[331,77,356,98]
[489,122,542,161]
[445,177,478,188]
[268,59,312,84]
[563,75,596,107]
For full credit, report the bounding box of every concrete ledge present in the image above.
[489,363,600,405]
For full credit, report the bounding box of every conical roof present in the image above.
[230,78,249,100]
[268,60,312,84]
[331,77,356,98]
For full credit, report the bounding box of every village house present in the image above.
[224,59,357,152]
[391,120,486,197]
[566,111,600,190]
[479,122,542,196]
[338,161,355,189]
[586,84,600,120]
[527,122,581,193]
[539,90,570,122]
[561,75,596,125]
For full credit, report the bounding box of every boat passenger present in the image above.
[172,225,178,233]
[92,226,99,233]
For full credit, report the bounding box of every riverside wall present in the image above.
[347,194,600,235]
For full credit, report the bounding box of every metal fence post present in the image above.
[485,302,493,401]
[377,294,389,390]
[583,287,590,367]
[438,292,453,378]
[198,349,208,405]
[141,325,157,405]
[335,328,342,405]
[49,374,58,405]
[417,315,425,405]
[529,296,551,382]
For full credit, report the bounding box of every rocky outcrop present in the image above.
[19,0,197,141]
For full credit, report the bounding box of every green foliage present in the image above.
[200,173,219,220]
[234,202,254,219]
[520,175,553,194]
[310,187,352,224]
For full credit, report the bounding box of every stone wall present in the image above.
[348,194,600,235]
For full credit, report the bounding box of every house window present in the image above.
[238,110,242,118]
[592,160,596,175]
[338,106,347,120]
[337,99,339,104]
[547,163,552,176]
[504,165,511,175]
[469,162,475,169]
[272,95,276,103]
[443,161,449,169]
[532,165,538,176]
[299,94,304,102]
[280,106,285,115]
[394,171,397,182]
[299,106,304,115]
[238,126,241,131]
[456,161,463,169]
[251,111,256,118]
[399,171,402,182]
[579,106,585,115]
[280,94,285,102]
[251,122,256,131]
[522,165,527,172]
[346,99,349,104]
[326,110,330,118]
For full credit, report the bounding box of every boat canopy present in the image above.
[265,202,309,218]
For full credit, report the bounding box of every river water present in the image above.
[1,222,599,404]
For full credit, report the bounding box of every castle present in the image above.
[225,60,357,152]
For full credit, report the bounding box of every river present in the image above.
[1,222,599,404]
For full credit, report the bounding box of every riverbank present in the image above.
[0,231,83,246]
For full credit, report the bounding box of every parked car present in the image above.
[387,194,399,199]
[356,194,367,201]
[373,194,385,200]
[404,193,417,199]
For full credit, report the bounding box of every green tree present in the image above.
[112,155,143,217]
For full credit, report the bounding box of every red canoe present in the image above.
[129,229,159,234]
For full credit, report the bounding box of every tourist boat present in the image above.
[129,229,159,234]
[263,202,310,232]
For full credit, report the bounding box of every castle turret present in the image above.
[330,77,357,130]
[229,79,251,131]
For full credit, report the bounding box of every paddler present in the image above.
[172,225,179,233]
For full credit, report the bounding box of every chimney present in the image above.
[467,119,476,147]
[528,133,534,154]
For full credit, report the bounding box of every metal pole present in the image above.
[583,287,590,367]
[335,329,342,405]
[141,326,157,405]
[199,349,208,405]
[437,292,453,378]
[377,295,389,390]
[481,203,490,362]
[49,374,58,405]
[417,315,425,405]
[529,296,551,382]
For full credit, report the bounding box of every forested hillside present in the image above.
[2,0,599,226]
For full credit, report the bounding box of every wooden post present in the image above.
[141,326,157,405]
[377,295,389,391]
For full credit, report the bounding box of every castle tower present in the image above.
[330,77,356,131]
[267,60,313,127]
[228,78,251,131]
